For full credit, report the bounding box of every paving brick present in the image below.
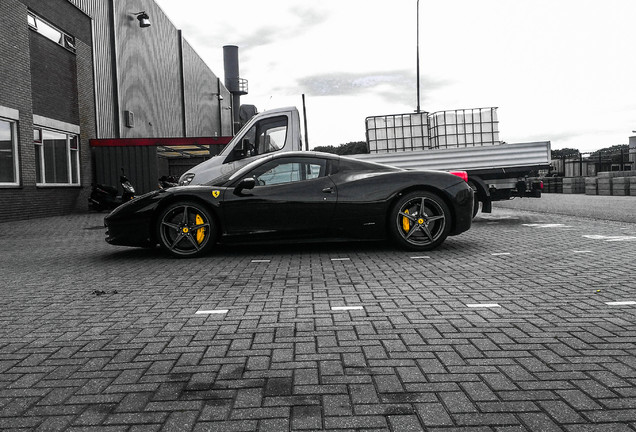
[291,405,322,430]
[322,415,387,429]
[518,412,567,432]
[349,383,380,404]
[387,414,423,432]
[439,391,479,413]
[373,375,405,394]
[257,417,289,432]
[537,400,586,423]
[1,209,636,431]
[460,382,498,402]
[415,402,454,426]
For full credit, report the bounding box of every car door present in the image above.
[221,156,337,241]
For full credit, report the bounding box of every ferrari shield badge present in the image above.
[212,190,220,198]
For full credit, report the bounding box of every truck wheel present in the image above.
[389,191,451,251]
[468,181,480,218]
[156,200,216,258]
[472,196,481,218]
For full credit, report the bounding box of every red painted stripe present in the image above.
[89,137,233,147]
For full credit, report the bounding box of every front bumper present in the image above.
[105,217,154,247]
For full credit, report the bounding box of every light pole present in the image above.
[416,0,421,113]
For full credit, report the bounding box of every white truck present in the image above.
[179,106,550,216]
[179,106,302,187]
[356,108,550,215]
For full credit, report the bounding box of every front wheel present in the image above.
[389,191,451,251]
[156,201,216,257]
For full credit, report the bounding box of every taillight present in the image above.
[449,170,468,182]
[539,181,544,190]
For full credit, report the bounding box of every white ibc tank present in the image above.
[366,112,430,153]
[428,107,500,149]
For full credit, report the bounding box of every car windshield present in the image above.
[202,155,272,187]
[204,171,237,187]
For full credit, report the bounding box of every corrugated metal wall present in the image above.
[114,1,183,138]
[182,39,219,138]
[181,39,233,138]
[69,0,234,194]
[69,0,232,140]
[68,0,117,138]
[93,146,158,194]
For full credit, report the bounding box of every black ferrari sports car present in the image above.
[104,151,473,257]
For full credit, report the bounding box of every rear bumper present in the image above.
[445,182,473,236]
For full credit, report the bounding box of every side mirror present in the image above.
[234,177,256,195]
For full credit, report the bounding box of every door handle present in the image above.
[322,187,334,193]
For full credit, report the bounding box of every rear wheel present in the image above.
[389,191,451,251]
[156,201,216,257]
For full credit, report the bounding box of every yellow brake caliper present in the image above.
[195,214,205,244]
[402,209,410,232]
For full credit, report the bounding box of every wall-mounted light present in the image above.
[134,11,151,28]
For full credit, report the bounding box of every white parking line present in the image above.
[523,223,572,228]
[332,305,364,311]
[466,303,500,308]
[605,301,636,306]
[195,309,229,315]
[572,250,593,254]
[410,256,430,259]
[331,258,350,261]
[583,235,636,242]
[491,253,511,256]
[251,259,271,263]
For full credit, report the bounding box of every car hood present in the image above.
[179,155,228,185]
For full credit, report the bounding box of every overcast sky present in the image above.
[155,0,636,153]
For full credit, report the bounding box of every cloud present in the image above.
[295,71,451,105]
[231,6,330,50]
[289,6,330,28]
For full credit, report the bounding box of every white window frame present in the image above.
[34,116,81,187]
[27,11,76,53]
[0,107,20,187]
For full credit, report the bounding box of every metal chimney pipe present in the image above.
[223,45,242,133]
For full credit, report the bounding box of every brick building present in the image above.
[0,0,233,221]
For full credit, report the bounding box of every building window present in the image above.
[27,11,76,53]
[35,129,80,186]
[0,118,19,186]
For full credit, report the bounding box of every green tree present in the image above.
[589,144,628,156]
[589,144,629,164]
[551,147,580,159]
[314,141,369,155]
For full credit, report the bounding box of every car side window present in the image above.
[251,158,327,186]
[258,162,302,185]
[305,163,323,180]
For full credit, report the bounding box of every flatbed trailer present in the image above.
[354,109,550,215]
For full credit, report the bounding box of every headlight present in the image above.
[179,173,195,186]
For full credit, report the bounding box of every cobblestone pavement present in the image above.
[494,193,636,224]
[1,208,635,431]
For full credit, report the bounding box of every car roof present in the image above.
[225,150,402,183]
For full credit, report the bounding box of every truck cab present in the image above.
[179,107,302,186]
